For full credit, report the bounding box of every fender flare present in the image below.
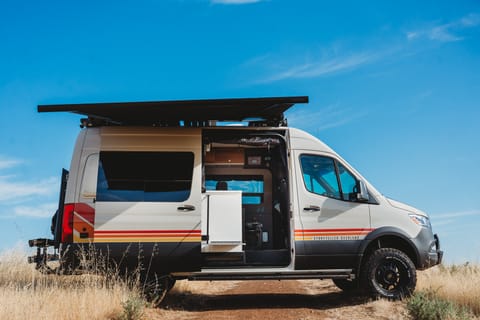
[355,227,420,274]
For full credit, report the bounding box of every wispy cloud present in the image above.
[433,210,480,220]
[460,13,480,27]
[431,210,480,228]
[257,51,379,83]
[0,158,59,221]
[0,157,22,170]
[287,104,367,132]
[211,0,263,4]
[407,13,480,43]
[13,203,57,218]
[244,14,479,84]
[0,176,58,202]
[0,157,58,203]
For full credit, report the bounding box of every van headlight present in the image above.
[409,213,431,229]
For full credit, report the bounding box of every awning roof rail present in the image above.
[38,96,309,127]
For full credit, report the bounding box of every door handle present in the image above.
[303,205,321,212]
[177,205,196,212]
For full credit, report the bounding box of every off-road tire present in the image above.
[360,247,416,300]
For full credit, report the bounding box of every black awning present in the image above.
[38,96,309,127]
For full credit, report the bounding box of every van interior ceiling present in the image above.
[202,129,291,267]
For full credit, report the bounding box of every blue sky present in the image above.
[0,0,479,263]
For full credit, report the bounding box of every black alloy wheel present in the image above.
[361,247,416,300]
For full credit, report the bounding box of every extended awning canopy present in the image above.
[38,96,309,127]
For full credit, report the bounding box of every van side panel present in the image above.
[94,127,202,238]
[63,127,203,273]
[94,128,202,273]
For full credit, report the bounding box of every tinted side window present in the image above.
[205,175,264,205]
[337,162,359,201]
[300,155,341,200]
[97,151,194,202]
[300,154,360,202]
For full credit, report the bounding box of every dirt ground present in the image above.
[145,279,410,320]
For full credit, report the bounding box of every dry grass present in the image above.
[3,247,479,320]
[0,248,240,320]
[0,250,143,320]
[417,263,480,317]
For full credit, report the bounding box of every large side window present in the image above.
[205,175,264,205]
[300,155,341,200]
[300,154,359,202]
[97,151,194,202]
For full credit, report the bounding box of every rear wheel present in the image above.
[361,248,416,300]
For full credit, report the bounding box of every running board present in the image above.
[186,269,354,281]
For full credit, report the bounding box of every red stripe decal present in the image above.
[94,234,200,238]
[95,230,201,234]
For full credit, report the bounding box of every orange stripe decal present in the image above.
[294,228,374,241]
[93,229,202,243]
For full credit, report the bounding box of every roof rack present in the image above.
[38,96,309,128]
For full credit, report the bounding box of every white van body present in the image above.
[29,96,442,301]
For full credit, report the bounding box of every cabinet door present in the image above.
[202,191,243,253]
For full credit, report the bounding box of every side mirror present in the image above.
[357,180,369,202]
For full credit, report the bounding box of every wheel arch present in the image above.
[356,227,420,274]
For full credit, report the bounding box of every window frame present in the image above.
[299,153,362,203]
[96,151,195,203]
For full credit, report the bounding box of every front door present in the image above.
[293,151,371,269]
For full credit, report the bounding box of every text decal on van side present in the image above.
[294,228,374,241]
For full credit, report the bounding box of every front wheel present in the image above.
[361,248,416,300]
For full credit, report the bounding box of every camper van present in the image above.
[29,96,442,302]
